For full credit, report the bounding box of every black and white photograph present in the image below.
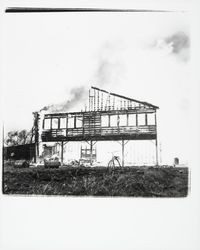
[1,1,200,250]
[2,4,190,197]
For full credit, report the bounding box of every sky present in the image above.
[1,10,190,164]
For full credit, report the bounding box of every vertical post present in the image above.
[80,145,82,159]
[108,93,111,110]
[113,96,115,110]
[120,100,122,110]
[159,142,162,165]
[50,118,52,130]
[82,113,85,136]
[61,141,64,167]
[89,89,91,111]
[136,113,138,127]
[33,112,39,163]
[155,111,158,166]
[122,140,125,167]
[97,89,100,111]
[42,118,45,129]
[155,139,158,166]
[94,89,96,111]
[2,124,5,191]
[145,113,148,126]
[58,117,60,129]
[117,113,120,134]
[101,92,103,110]
[90,140,93,166]
[74,115,76,128]
[66,114,68,137]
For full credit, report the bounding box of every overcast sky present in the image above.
[1,10,190,163]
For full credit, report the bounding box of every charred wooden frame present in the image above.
[40,87,159,166]
[41,109,157,142]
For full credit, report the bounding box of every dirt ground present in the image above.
[3,164,189,197]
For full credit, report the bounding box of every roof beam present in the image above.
[91,86,159,109]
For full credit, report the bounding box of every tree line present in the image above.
[4,129,34,146]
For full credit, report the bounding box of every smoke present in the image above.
[39,41,125,113]
[93,41,125,88]
[95,60,123,87]
[165,31,190,54]
[40,86,87,113]
[153,31,190,62]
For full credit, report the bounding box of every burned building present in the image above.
[37,86,159,166]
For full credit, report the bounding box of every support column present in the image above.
[61,141,64,167]
[90,140,93,166]
[33,112,39,163]
[155,138,158,166]
[155,111,159,166]
[159,142,162,165]
[122,140,125,167]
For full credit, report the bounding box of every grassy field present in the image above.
[3,164,189,197]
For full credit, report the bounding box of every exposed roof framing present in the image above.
[91,86,159,110]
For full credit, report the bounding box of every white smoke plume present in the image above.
[39,41,126,113]
[153,31,190,62]
[93,41,125,89]
[40,86,88,113]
